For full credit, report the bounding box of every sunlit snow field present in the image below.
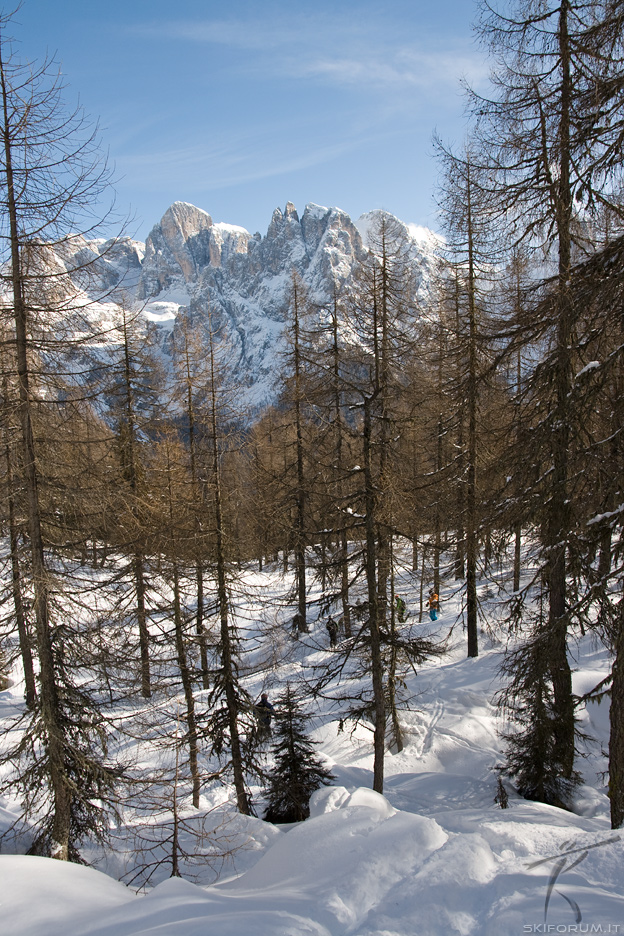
[1,549,622,936]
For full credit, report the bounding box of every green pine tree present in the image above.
[263,686,334,823]
[498,629,581,809]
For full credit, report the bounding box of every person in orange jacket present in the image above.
[427,590,440,621]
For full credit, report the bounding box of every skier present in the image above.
[326,615,338,647]
[395,595,407,623]
[426,590,440,621]
[255,692,275,741]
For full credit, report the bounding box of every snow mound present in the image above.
[0,855,133,936]
[309,784,396,817]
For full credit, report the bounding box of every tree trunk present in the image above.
[547,0,574,777]
[609,601,624,828]
[340,528,352,638]
[120,314,152,698]
[1,388,36,706]
[387,550,403,753]
[133,551,152,699]
[465,157,479,659]
[513,523,522,593]
[172,564,201,808]
[364,396,386,793]
[208,327,251,815]
[196,566,209,690]
[292,282,308,633]
[2,57,71,856]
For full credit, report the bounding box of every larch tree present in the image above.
[104,303,162,700]
[170,312,212,690]
[283,280,358,637]
[150,428,202,808]
[536,232,624,824]
[0,362,36,707]
[278,273,316,634]
[202,316,254,816]
[434,136,500,659]
[336,212,425,793]
[0,13,126,859]
[468,0,624,802]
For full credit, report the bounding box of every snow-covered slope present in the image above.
[0,553,621,936]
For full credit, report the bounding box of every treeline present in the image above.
[434,0,624,821]
[0,0,624,867]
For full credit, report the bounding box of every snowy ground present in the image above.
[1,553,622,936]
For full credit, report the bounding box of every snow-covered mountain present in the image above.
[56,201,440,413]
[136,200,369,408]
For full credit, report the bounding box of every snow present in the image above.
[0,855,133,936]
[303,203,331,220]
[142,301,180,327]
[354,211,376,245]
[4,785,623,935]
[355,210,440,252]
[575,360,601,379]
[141,284,192,329]
[1,555,622,935]
[406,222,443,249]
[214,221,252,236]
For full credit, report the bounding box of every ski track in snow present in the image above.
[0,551,622,936]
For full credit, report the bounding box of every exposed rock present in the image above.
[139,202,214,296]
[44,201,439,416]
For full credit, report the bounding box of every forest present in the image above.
[0,0,623,875]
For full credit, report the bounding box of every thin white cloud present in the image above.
[115,131,373,193]
[128,13,487,97]
[138,18,302,52]
[115,8,486,203]
[303,50,486,92]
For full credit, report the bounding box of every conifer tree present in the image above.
[105,304,162,699]
[170,313,212,689]
[263,685,334,823]
[201,318,255,815]
[466,0,624,800]
[537,231,624,824]
[285,281,358,637]
[347,213,416,792]
[499,628,581,807]
[278,274,316,633]
[316,212,439,794]
[0,12,127,859]
[433,137,500,658]
[151,429,202,808]
[0,367,36,707]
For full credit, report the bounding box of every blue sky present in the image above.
[10,0,486,242]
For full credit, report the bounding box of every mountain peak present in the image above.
[102,200,438,413]
[158,202,213,242]
[284,201,299,222]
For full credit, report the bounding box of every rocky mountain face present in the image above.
[134,200,370,409]
[55,200,439,414]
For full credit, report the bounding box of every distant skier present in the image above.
[395,595,407,623]
[427,590,440,621]
[255,693,275,741]
[325,615,338,647]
